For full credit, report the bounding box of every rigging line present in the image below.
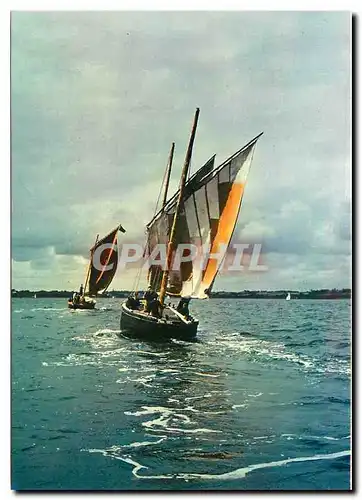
[144,143,175,294]
[138,147,172,293]
[152,151,171,219]
[132,230,149,293]
[132,253,143,291]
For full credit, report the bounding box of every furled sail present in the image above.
[146,134,262,299]
[87,224,125,296]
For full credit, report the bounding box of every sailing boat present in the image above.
[68,224,126,310]
[120,108,262,340]
[286,293,291,301]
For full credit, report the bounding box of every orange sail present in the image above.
[146,134,262,299]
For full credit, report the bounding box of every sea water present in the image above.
[11,298,351,490]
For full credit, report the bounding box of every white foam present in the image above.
[124,406,220,434]
[31,307,65,311]
[321,435,350,441]
[88,449,350,481]
[208,336,327,373]
[94,328,121,335]
[87,437,167,453]
[185,393,213,401]
[127,376,155,387]
[163,427,222,434]
[194,372,220,378]
[281,433,350,442]
[184,405,225,415]
[122,437,167,448]
[124,407,163,417]
[136,350,165,357]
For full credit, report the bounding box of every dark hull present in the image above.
[68,300,96,310]
[120,303,198,341]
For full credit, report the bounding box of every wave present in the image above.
[31,307,65,312]
[86,437,167,454]
[281,434,350,442]
[97,306,116,312]
[124,405,222,435]
[86,448,350,481]
[204,335,350,377]
[93,328,122,335]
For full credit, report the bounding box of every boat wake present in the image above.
[93,328,122,336]
[205,334,350,377]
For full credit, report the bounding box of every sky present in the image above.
[11,10,351,292]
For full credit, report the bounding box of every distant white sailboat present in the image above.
[33,293,37,299]
[286,293,291,301]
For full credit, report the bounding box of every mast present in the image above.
[159,108,200,306]
[83,234,99,297]
[148,142,175,291]
[162,142,175,208]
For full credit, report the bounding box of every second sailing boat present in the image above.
[68,224,126,310]
[120,108,262,339]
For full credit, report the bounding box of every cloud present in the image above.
[11,11,351,290]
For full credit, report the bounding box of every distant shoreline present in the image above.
[11,289,351,300]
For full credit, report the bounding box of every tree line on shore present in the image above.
[11,288,351,299]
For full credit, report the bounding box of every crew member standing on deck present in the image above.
[177,297,191,320]
[144,286,158,313]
